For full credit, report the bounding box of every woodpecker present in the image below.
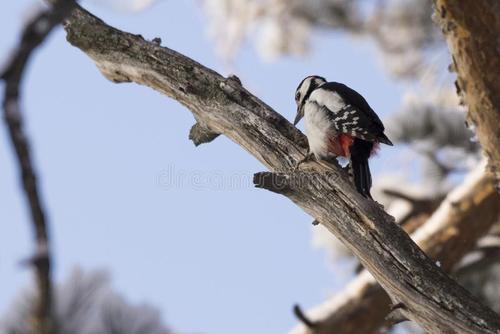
[294,75,393,199]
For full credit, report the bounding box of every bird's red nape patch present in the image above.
[327,134,354,157]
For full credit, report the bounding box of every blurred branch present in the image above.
[61,5,500,332]
[382,188,444,229]
[457,246,500,278]
[290,162,500,334]
[1,1,76,333]
[433,1,500,186]
[1,268,174,334]
[455,235,500,315]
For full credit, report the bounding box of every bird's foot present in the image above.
[293,152,315,171]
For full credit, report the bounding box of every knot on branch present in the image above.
[95,63,132,84]
[227,74,242,86]
[152,37,162,45]
[385,302,409,326]
[189,122,220,146]
[219,78,240,96]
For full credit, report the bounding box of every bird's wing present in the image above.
[327,105,384,142]
[308,87,375,140]
[318,82,392,145]
[322,82,384,127]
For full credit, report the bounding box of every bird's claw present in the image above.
[293,152,315,171]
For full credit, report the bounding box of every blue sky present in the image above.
[0,1,404,333]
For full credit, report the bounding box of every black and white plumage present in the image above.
[294,75,393,198]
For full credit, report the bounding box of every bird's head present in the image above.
[294,75,326,125]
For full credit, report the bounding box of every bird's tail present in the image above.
[349,139,373,199]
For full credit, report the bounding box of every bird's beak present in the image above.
[294,106,304,126]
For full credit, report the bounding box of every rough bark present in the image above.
[290,163,500,334]
[61,5,500,333]
[433,1,500,186]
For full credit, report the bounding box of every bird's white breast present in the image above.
[304,101,336,158]
[303,88,346,158]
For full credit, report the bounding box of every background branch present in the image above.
[1,1,76,333]
[60,5,500,333]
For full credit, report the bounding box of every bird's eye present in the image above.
[295,92,300,101]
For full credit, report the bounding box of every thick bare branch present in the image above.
[433,1,500,186]
[61,5,500,333]
[1,1,76,333]
[290,163,500,334]
[255,168,500,333]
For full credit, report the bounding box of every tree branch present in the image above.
[289,162,500,334]
[1,1,77,333]
[61,5,500,333]
[433,1,500,186]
